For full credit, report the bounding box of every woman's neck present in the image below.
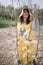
[23,18,27,23]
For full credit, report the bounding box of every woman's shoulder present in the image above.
[28,22,32,26]
[17,22,21,25]
[28,22,32,29]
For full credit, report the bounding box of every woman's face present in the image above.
[23,10,29,19]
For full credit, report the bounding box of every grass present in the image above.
[0,18,17,28]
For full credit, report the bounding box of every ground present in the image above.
[0,26,43,65]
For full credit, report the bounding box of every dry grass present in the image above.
[0,26,43,65]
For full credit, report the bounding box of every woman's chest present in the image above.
[18,23,30,30]
[18,24,30,38]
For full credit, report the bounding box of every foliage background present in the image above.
[0,4,43,28]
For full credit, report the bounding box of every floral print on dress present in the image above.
[20,27,30,38]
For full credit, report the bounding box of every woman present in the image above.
[17,5,37,65]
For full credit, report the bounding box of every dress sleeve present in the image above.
[17,22,20,41]
[28,22,34,41]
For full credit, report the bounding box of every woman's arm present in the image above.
[28,22,34,41]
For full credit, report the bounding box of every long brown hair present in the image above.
[20,9,31,24]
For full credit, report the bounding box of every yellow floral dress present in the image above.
[17,22,37,63]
